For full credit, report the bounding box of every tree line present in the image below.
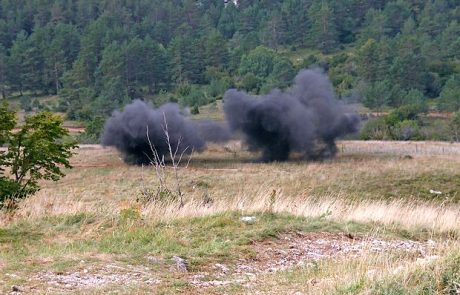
[0,0,459,125]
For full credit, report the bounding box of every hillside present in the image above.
[0,0,459,123]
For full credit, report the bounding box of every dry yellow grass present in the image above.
[5,141,459,234]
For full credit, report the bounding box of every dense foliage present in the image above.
[0,102,76,208]
[0,0,458,125]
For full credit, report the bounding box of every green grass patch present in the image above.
[361,172,460,202]
[312,170,460,203]
[0,211,453,295]
[0,212,387,274]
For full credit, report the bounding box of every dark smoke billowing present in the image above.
[102,69,359,164]
[101,100,230,164]
[223,69,360,162]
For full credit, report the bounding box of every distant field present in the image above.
[0,141,459,294]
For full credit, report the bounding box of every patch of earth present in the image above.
[31,263,160,291]
[191,231,437,288]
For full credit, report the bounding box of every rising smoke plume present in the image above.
[101,100,230,164]
[223,69,360,162]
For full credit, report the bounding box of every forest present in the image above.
[0,0,459,141]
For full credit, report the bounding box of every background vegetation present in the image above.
[0,0,459,142]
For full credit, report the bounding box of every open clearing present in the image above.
[1,141,459,294]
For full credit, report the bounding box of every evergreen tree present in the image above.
[7,31,28,94]
[438,75,460,112]
[0,45,6,98]
[204,30,229,69]
[356,39,380,83]
[281,0,309,45]
[359,9,389,42]
[440,21,460,59]
[309,1,338,53]
[217,2,238,39]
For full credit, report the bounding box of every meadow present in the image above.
[0,140,459,294]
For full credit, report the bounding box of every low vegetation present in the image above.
[0,141,458,293]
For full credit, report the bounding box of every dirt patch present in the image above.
[191,232,437,288]
[32,263,160,291]
[10,233,440,292]
[237,232,435,273]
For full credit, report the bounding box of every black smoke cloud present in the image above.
[223,69,360,162]
[103,69,359,164]
[101,100,230,164]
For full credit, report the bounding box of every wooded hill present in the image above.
[0,0,458,126]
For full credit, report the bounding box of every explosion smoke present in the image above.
[101,100,230,164]
[103,69,358,164]
[223,69,360,162]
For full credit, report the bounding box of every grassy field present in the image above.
[0,141,459,294]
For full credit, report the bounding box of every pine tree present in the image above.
[356,39,379,83]
[440,21,460,59]
[281,0,309,46]
[0,45,6,98]
[309,1,338,53]
[204,30,229,69]
[7,31,28,94]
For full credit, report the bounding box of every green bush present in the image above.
[391,119,422,140]
[360,117,389,140]
[180,86,208,107]
[385,104,427,127]
[0,102,77,208]
[238,73,261,93]
[78,116,106,144]
[208,78,231,98]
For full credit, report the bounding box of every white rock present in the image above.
[240,216,257,224]
[429,189,442,195]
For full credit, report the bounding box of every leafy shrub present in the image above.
[208,78,231,98]
[391,119,422,140]
[385,104,427,127]
[238,73,261,92]
[180,86,208,107]
[0,103,76,208]
[78,116,105,144]
[360,117,388,140]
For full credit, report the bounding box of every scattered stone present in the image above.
[191,232,439,289]
[214,263,229,274]
[33,264,161,290]
[172,256,188,272]
[240,216,257,224]
[147,256,162,264]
